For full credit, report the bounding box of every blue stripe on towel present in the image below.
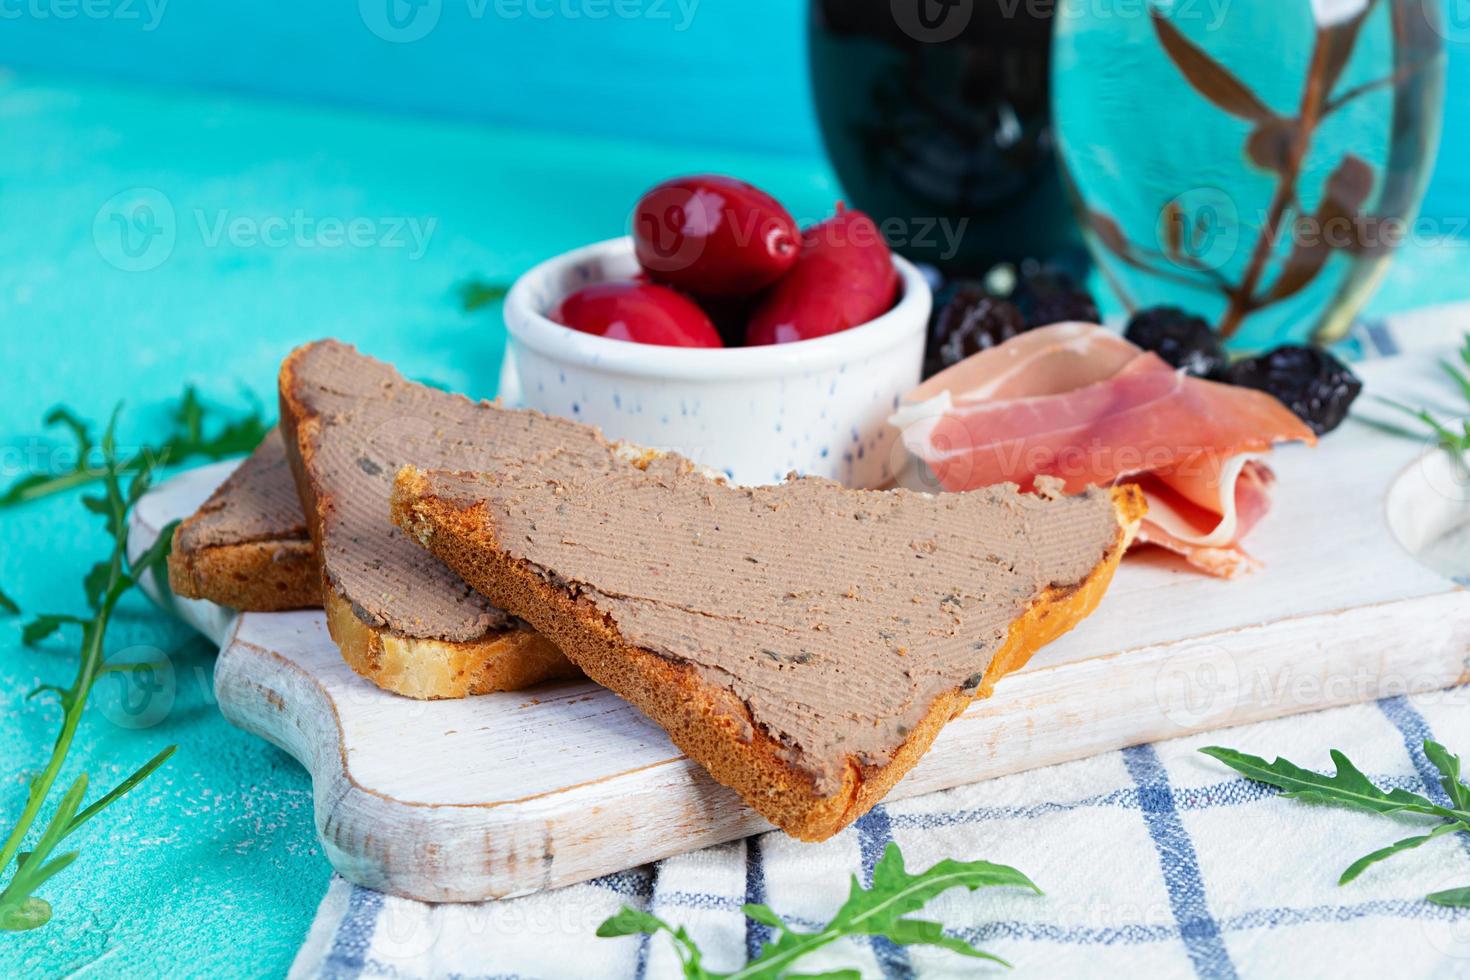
[319,884,385,980]
[957,896,1470,948]
[634,863,662,980]
[855,806,913,980]
[1377,696,1470,861]
[1122,745,1238,980]
[890,773,1431,830]
[589,867,655,900]
[744,836,771,963]
[1362,318,1402,357]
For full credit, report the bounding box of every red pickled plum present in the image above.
[634,175,800,298]
[746,207,899,346]
[553,281,724,349]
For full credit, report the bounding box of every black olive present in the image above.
[1013,266,1099,329]
[1225,345,1363,436]
[923,283,1029,377]
[1125,306,1229,379]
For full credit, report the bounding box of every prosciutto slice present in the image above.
[893,323,1316,577]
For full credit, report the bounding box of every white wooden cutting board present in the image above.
[130,352,1470,903]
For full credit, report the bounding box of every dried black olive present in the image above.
[1124,306,1228,379]
[923,283,1028,377]
[1013,266,1099,328]
[1225,345,1363,435]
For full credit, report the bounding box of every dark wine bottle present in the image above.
[808,0,1079,271]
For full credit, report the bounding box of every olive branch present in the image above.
[1076,0,1440,340]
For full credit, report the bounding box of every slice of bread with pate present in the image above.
[167,428,320,612]
[279,339,661,699]
[390,456,1145,839]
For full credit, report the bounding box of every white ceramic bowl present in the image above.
[502,236,932,487]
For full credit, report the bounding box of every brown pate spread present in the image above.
[284,340,634,642]
[175,429,310,552]
[410,457,1123,792]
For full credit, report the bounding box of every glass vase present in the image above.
[1053,0,1445,350]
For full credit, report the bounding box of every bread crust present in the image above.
[392,469,1146,839]
[167,532,320,612]
[322,588,578,699]
[278,343,578,699]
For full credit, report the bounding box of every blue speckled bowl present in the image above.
[503,236,932,487]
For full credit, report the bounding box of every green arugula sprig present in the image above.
[598,843,1038,978]
[1203,742,1470,906]
[0,386,268,510]
[0,410,181,931]
[457,278,511,313]
[1378,333,1470,457]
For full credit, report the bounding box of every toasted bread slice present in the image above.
[278,339,674,699]
[321,588,567,699]
[165,429,567,700]
[168,429,320,612]
[391,459,1145,839]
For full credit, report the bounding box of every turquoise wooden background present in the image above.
[0,1,819,155]
[0,2,1466,976]
[0,0,1464,210]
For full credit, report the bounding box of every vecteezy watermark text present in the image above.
[890,0,1232,44]
[0,0,167,30]
[359,0,698,43]
[93,188,438,271]
[194,208,437,259]
[489,0,698,28]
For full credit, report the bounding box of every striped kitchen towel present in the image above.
[291,307,1470,980]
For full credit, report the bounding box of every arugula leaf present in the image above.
[0,386,268,511]
[458,278,511,312]
[0,896,51,932]
[82,561,113,613]
[0,412,179,930]
[64,746,176,839]
[0,588,17,617]
[1428,886,1470,908]
[596,906,673,938]
[599,907,707,975]
[1376,331,1470,458]
[21,615,72,648]
[1203,742,1470,904]
[1338,822,1462,885]
[597,843,1037,978]
[1444,335,1470,406]
[741,904,784,930]
[1426,741,1470,812]
[1199,746,1454,819]
[25,684,68,705]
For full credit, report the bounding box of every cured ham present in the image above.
[892,323,1316,577]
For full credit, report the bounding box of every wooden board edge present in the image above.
[213,622,770,901]
[898,587,1470,796]
[215,586,1470,903]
